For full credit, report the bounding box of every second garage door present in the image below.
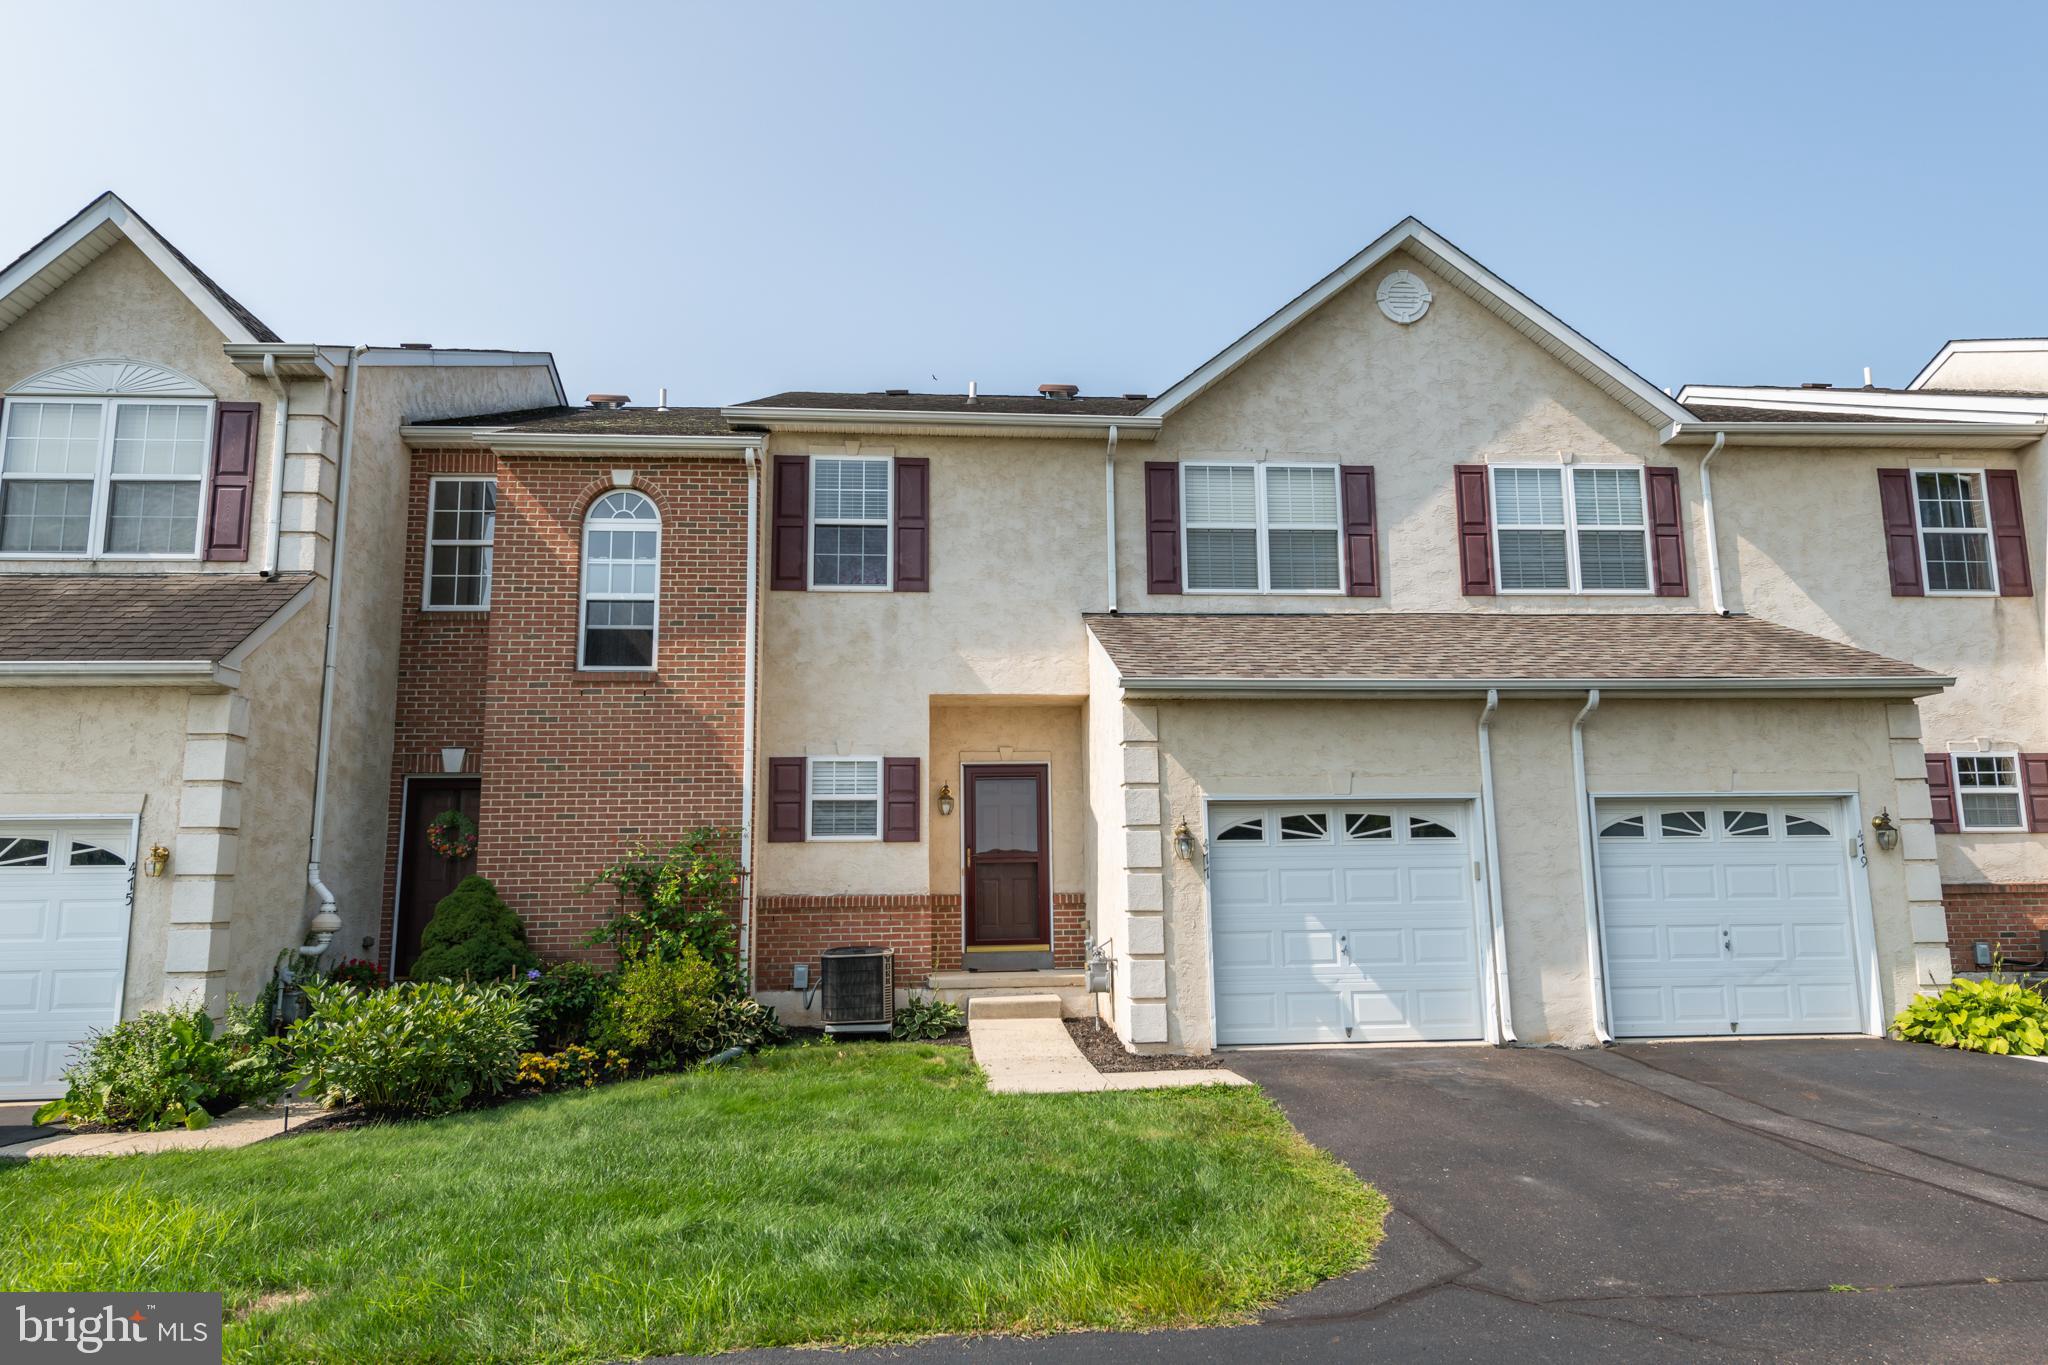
[0,822,135,1101]
[1596,799,1867,1038]
[1210,802,1487,1045]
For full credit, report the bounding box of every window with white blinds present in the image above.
[1182,462,1342,593]
[808,757,883,839]
[1491,464,1649,594]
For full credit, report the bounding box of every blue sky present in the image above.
[3,1,2044,405]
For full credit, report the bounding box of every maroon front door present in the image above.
[394,776,480,976]
[963,765,1049,948]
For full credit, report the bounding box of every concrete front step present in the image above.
[966,992,1065,1021]
[931,971,1094,1020]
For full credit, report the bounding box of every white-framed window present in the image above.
[807,757,883,839]
[1954,752,2025,831]
[1913,470,1998,595]
[579,490,659,670]
[0,397,214,559]
[423,477,497,609]
[810,455,892,589]
[1490,464,1650,594]
[1182,461,1343,593]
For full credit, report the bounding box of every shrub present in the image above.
[586,832,745,989]
[590,949,720,1070]
[1894,976,2048,1056]
[410,876,539,982]
[33,1000,288,1132]
[290,980,532,1118]
[705,995,789,1055]
[523,960,614,1050]
[892,994,965,1041]
[514,1044,630,1092]
[323,957,386,991]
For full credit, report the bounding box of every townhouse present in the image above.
[6,197,2046,1090]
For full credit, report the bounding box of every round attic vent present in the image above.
[1376,269,1432,324]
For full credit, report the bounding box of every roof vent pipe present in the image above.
[657,387,669,411]
[1863,367,1874,389]
[966,380,978,406]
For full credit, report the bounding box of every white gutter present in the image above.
[1114,674,1955,697]
[1475,688,1514,1043]
[302,346,366,950]
[1698,430,1728,615]
[258,354,292,578]
[739,441,762,991]
[1659,419,2043,446]
[1571,689,1612,1044]
[1103,424,1120,610]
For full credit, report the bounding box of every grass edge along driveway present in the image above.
[1,1042,1386,1362]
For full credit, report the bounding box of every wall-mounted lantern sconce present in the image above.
[1871,809,1899,853]
[142,843,171,878]
[1173,819,1196,861]
[936,783,955,818]
[441,747,468,775]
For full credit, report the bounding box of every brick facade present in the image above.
[382,447,749,970]
[754,891,1087,991]
[1941,882,2048,973]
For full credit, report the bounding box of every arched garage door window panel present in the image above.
[580,491,660,670]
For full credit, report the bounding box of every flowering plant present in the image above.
[325,957,385,991]
[426,809,478,860]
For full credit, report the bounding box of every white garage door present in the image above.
[0,822,135,1101]
[1210,802,1487,1045]
[1596,799,1866,1038]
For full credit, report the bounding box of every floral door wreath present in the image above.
[426,809,478,861]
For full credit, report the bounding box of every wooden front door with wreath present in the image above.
[395,776,481,975]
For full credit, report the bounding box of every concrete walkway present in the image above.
[967,995,1251,1094]
[0,1103,291,1159]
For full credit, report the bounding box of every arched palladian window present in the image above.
[0,360,217,559]
[580,490,659,669]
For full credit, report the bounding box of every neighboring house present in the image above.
[729,219,2046,1052]
[0,194,562,1099]
[379,406,758,973]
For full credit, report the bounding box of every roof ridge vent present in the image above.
[1039,382,1079,401]
[587,393,630,409]
[1799,382,1833,390]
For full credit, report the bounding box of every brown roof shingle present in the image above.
[734,391,1150,418]
[413,405,743,437]
[0,573,312,663]
[1681,403,1958,424]
[1084,612,1943,689]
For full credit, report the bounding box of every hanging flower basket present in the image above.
[426,809,478,861]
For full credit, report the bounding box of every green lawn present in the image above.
[1,1043,1384,1362]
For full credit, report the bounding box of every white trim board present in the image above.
[1143,217,1693,428]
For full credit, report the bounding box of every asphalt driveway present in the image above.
[719,1039,2048,1362]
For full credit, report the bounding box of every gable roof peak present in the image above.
[0,191,281,345]
[1142,216,1690,430]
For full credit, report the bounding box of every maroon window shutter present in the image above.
[2022,754,2048,833]
[767,757,806,842]
[1453,464,1495,596]
[771,456,808,591]
[1876,469,1924,597]
[1645,466,1689,598]
[883,757,921,842]
[1985,469,2033,597]
[1144,461,1181,594]
[1340,465,1380,598]
[893,458,929,592]
[203,401,261,562]
[1925,753,1958,834]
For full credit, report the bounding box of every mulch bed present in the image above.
[1064,1017,1228,1072]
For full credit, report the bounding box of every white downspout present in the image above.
[1571,688,1611,1044]
[302,347,365,950]
[1698,430,1728,615]
[258,354,292,579]
[1103,424,1120,610]
[1475,688,1515,1043]
[740,442,762,990]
